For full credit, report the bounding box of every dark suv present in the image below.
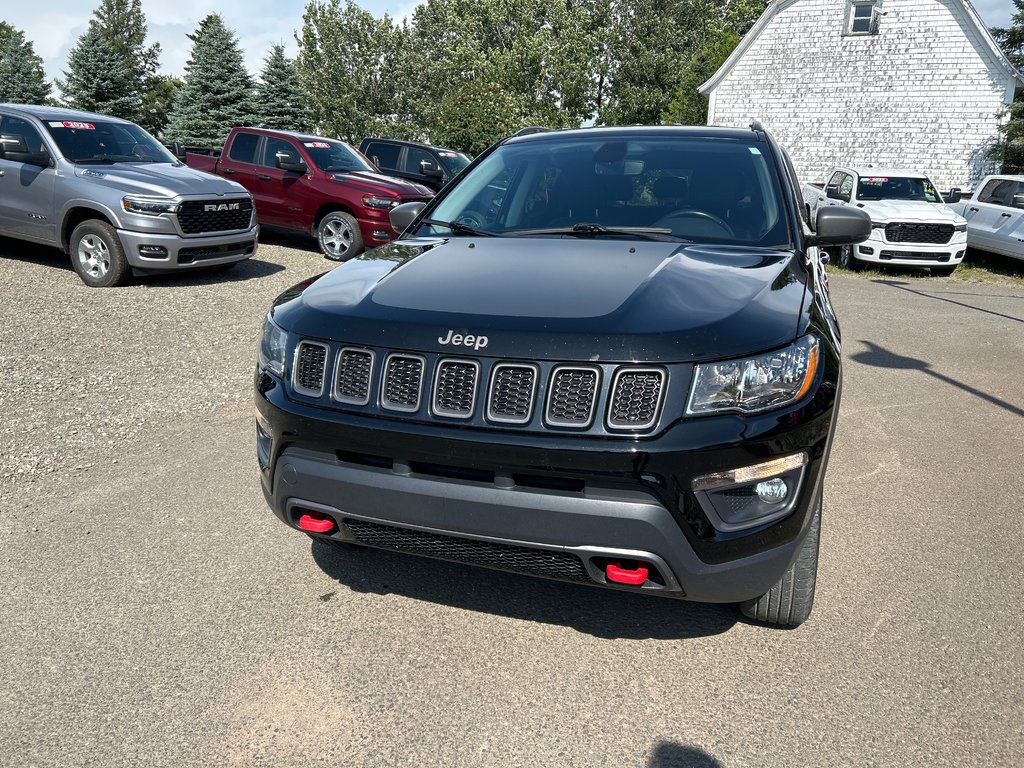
[257,125,869,627]
[359,137,471,191]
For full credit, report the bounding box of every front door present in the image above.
[0,114,58,244]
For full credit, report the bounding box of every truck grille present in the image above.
[289,342,668,434]
[344,519,592,583]
[884,222,953,244]
[177,198,253,234]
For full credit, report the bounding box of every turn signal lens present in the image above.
[692,452,808,492]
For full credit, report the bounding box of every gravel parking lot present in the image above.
[1,236,1022,767]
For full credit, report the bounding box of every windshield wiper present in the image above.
[509,223,680,241]
[420,218,497,237]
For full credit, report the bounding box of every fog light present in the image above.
[858,245,873,255]
[955,250,965,259]
[372,229,391,240]
[139,245,168,257]
[755,477,788,503]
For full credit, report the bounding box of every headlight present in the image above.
[953,223,967,232]
[363,195,399,209]
[258,314,288,377]
[687,336,820,415]
[122,196,177,215]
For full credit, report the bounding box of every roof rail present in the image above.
[750,119,764,133]
[509,126,554,138]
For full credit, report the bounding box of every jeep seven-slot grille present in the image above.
[177,199,254,234]
[289,342,667,433]
[884,222,954,245]
[344,519,592,583]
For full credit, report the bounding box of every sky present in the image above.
[2,0,1017,90]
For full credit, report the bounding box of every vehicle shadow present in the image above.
[311,540,737,640]
[258,225,322,254]
[0,235,69,273]
[646,741,723,767]
[872,278,1024,324]
[852,339,1024,418]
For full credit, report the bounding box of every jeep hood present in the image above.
[857,199,966,224]
[271,238,810,363]
[73,162,248,198]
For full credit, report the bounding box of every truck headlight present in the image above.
[259,315,288,377]
[687,336,820,415]
[954,223,967,232]
[122,196,178,215]
[362,195,399,209]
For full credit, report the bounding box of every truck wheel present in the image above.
[838,245,862,272]
[317,212,363,261]
[739,493,821,627]
[69,220,130,287]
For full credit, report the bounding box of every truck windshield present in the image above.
[300,139,375,173]
[438,150,471,174]
[420,135,790,247]
[44,120,176,164]
[857,176,941,202]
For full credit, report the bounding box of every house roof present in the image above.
[698,0,1024,96]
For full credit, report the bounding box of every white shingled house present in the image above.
[699,0,1024,190]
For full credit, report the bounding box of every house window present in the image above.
[847,1,880,35]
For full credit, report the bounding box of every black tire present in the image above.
[932,265,957,277]
[837,244,862,272]
[739,493,821,627]
[69,220,130,287]
[317,211,363,261]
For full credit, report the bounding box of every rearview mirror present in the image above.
[809,206,871,248]
[390,201,426,233]
[275,150,307,174]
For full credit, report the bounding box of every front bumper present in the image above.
[117,225,259,271]
[255,351,840,604]
[855,230,967,267]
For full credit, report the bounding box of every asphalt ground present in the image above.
[1,234,1022,767]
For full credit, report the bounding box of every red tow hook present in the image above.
[606,561,649,586]
[298,512,336,534]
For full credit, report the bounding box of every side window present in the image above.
[978,179,1016,208]
[838,174,854,198]
[366,142,400,169]
[846,1,880,35]
[260,137,296,168]
[0,116,47,154]
[228,132,260,164]
[405,147,436,175]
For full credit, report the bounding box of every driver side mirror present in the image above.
[809,206,871,248]
[390,201,426,233]
[419,160,443,179]
[946,188,962,204]
[275,150,307,174]
[0,135,52,167]
[1013,194,1024,210]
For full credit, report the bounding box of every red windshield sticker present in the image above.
[863,177,888,183]
[439,151,457,157]
[63,121,95,130]
[304,141,330,148]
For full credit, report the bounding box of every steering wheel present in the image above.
[660,209,733,234]
[455,210,488,228]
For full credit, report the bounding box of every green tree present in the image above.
[142,75,182,138]
[165,14,256,147]
[57,0,161,127]
[58,25,140,118]
[431,77,530,155]
[992,0,1024,173]
[0,22,52,104]
[255,44,313,132]
[662,31,739,125]
[296,0,409,142]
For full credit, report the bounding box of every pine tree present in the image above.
[58,25,140,118]
[56,0,160,126]
[165,14,257,147]
[0,22,52,104]
[992,1,1024,173]
[255,45,312,132]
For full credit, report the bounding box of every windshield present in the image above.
[300,139,375,173]
[44,119,176,164]
[419,135,790,247]
[438,150,471,174]
[857,175,942,202]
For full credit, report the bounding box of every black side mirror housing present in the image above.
[809,206,872,248]
[390,201,427,233]
[3,149,52,167]
[946,188,962,204]
[275,151,307,174]
[419,160,444,178]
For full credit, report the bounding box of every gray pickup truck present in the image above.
[0,104,258,287]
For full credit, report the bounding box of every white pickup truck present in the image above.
[803,167,967,275]
[947,175,1024,262]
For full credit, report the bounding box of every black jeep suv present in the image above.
[257,125,869,627]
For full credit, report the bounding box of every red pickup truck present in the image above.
[186,127,433,260]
